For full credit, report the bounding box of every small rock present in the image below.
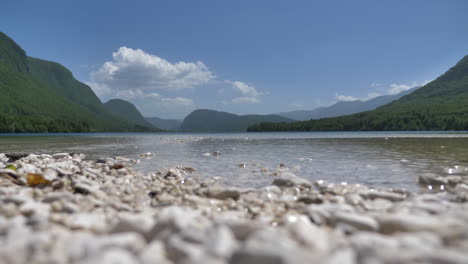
[139,240,172,264]
[282,214,329,251]
[272,172,311,187]
[377,214,462,234]
[165,235,204,263]
[5,153,28,162]
[419,173,447,186]
[52,153,70,159]
[80,248,139,264]
[205,224,238,258]
[361,190,406,202]
[111,213,155,240]
[206,186,241,200]
[333,212,379,232]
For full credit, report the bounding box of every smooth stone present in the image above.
[148,206,201,241]
[349,232,399,251]
[272,172,311,187]
[62,202,80,214]
[2,194,30,205]
[419,173,447,185]
[226,222,260,241]
[325,248,356,264]
[361,198,394,212]
[361,190,406,202]
[333,212,379,232]
[111,213,155,240]
[42,192,74,203]
[205,224,238,258]
[66,213,107,232]
[306,203,355,225]
[19,201,50,217]
[282,214,329,251]
[377,214,461,234]
[5,153,28,161]
[79,248,139,264]
[97,232,146,253]
[234,226,315,264]
[423,248,468,264]
[73,181,99,195]
[229,248,286,264]
[52,153,70,160]
[165,235,204,263]
[206,186,241,200]
[139,240,172,264]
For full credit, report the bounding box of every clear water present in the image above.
[1,132,468,191]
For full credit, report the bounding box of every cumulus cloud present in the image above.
[224,81,263,104]
[89,47,214,96]
[231,81,260,97]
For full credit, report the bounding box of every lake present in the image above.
[1,131,468,191]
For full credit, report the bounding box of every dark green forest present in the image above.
[249,55,468,132]
[0,32,157,133]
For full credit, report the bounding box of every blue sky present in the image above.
[2,0,467,119]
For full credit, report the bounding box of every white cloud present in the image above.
[387,83,413,95]
[387,80,431,95]
[335,80,432,102]
[89,46,214,96]
[224,81,263,104]
[111,89,160,100]
[335,94,359,101]
[231,81,260,96]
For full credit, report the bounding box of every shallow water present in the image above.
[1,131,468,191]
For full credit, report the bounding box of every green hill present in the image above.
[0,32,154,132]
[249,55,468,132]
[180,109,293,131]
[104,99,158,130]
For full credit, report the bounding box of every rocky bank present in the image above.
[0,152,468,264]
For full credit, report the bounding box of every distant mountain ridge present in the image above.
[249,55,468,131]
[0,31,154,132]
[277,87,419,121]
[145,117,182,131]
[180,109,293,131]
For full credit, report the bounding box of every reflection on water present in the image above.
[1,132,468,191]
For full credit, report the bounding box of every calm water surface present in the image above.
[1,132,468,191]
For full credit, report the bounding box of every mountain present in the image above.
[103,99,158,130]
[145,117,182,131]
[277,87,419,121]
[180,109,293,131]
[0,32,154,132]
[249,55,468,132]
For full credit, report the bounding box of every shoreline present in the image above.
[0,153,468,263]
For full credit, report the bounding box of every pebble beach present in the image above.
[1,152,468,264]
